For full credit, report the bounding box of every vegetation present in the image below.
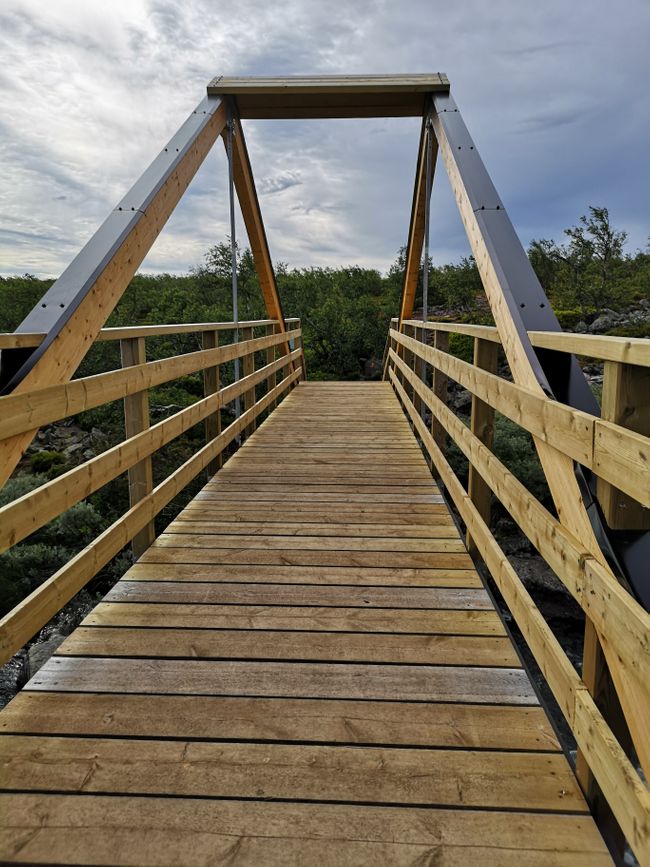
[0,205,647,619]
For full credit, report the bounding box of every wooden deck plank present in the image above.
[125,562,483,586]
[27,658,537,703]
[0,736,587,812]
[0,796,613,866]
[103,582,491,608]
[0,693,558,749]
[56,627,519,666]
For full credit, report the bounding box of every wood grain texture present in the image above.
[0,381,609,864]
[0,795,612,866]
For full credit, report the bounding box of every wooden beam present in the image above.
[120,338,155,558]
[399,118,437,324]
[0,366,301,666]
[0,352,301,555]
[0,329,300,443]
[0,97,227,488]
[401,321,650,367]
[597,361,650,529]
[241,326,256,437]
[466,337,499,554]
[222,110,287,331]
[208,74,450,120]
[389,367,650,867]
[389,347,650,783]
[202,331,222,476]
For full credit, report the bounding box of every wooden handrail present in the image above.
[389,367,650,863]
[391,329,650,508]
[0,366,301,665]
[0,318,306,665]
[0,318,302,349]
[0,328,301,441]
[386,321,650,866]
[399,318,650,366]
[0,351,301,553]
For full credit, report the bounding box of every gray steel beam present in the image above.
[0,95,224,393]
[431,91,649,611]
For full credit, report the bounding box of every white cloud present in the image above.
[0,0,648,279]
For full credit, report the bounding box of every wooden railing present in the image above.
[386,318,650,866]
[0,318,305,666]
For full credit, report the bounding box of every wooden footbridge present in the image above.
[0,76,648,866]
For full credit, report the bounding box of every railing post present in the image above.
[431,329,448,452]
[466,337,499,555]
[401,323,419,416]
[294,318,306,383]
[241,326,256,437]
[265,323,278,407]
[120,336,155,558]
[597,361,650,529]
[202,329,222,475]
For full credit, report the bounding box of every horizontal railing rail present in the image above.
[0,318,302,349]
[0,318,305,665]
[385,319,650,866]
[400,318,650,366]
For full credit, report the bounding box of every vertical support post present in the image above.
[265,323,278,407]
[404,323,421,417]
[241,326,255,437]
[120,337,155,558]
[294,318,306,383]
[576,621,630,861]
[466,337,499,555]
[431,330,448,453]
[202,330,222,475]
[597,361,650,529]
[578,359,647,859]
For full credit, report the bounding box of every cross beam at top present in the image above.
[207,74,450,119]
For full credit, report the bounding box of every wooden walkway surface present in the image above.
[0,382,610,864]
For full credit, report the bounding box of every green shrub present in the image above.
[448,333,474,363]
[30,450,65,476]
[0,474,105,617]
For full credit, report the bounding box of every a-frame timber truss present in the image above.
[1,74,648,838]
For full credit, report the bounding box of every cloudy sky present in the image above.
[0,0,648,278]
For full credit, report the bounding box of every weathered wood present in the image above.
[0,380,614,865]
[0,795,612,867]
[126,561,481,587]
[0,735,584,812]
[120,337,155,557]
[30,657,537,703]
[0,692,558,749]
[58,626,519,666]
[86,603,503,635]
[105,582,485,608]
